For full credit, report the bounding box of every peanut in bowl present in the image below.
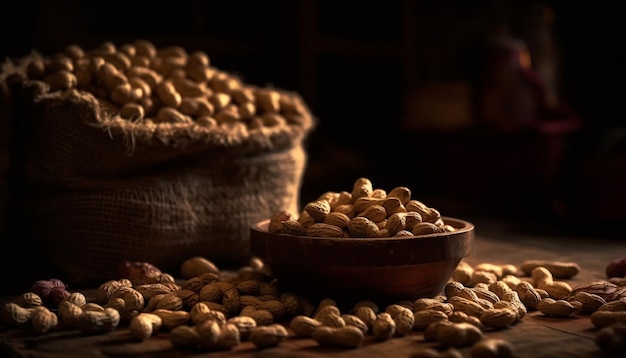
[249,216,474,305]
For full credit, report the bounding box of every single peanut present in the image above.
[249,324,288,348]
[470,338,515,358]
[537,298,581,318]
[129,313,162,340]
[76,307,120,334]
[437,322,483,348]
[169,325,200,349]
[30,307,58,334]
[312,325,365,348]
[290,315,321,337]
[522,260,580,279]
[372,312,396,341]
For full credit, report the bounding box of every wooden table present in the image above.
[1,216,623,357]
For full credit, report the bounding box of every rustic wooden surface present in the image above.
[0,216,623,358]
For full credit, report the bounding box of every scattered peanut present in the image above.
[4,240,617,356]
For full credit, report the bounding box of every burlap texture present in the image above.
[3,70,314,285]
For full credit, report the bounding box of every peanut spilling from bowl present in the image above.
[269,178,455,238]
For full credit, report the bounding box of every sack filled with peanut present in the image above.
[0,40,316,285]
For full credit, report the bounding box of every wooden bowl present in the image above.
[249,217,474,305]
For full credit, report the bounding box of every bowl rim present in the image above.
[249,216,475,268]
[250,216,474,243]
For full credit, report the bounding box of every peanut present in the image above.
[595,322,626,351]
[411,348,463,358]
[388,305,414,336]
[197,319,221,349]
[358,205,387,223]
[470,338,515,358]
[413,310,449,331]
[522,260,580,279]
[107,286,145,312]
[249,324,288,348]
[606,257,626,278]
[423,320,454,342]
[135,283,179,301]
[96,279,132,304]
[58,301,84,328]
[501,275,522,290]
[348,216,380,238]
[190,302,226,326]
[240,306,274,326]
[414,297,453,315]
[217,323,241,349]
[312,325,365,348]
[31,306,58,334]
[449,311,484,328]
[598,298,626,312]
[445,281,465,298]
[313,305,345,328]
[169,325,200,349]
[279,292,303,317]
[304,200,331,222]
[306,223,344,238]
[537,298,580,318]
[290,315,321,337]
[180,257,219,279]
[14,293,43,308]
[472,287,501,304]
[449,296,485,318]
[227,316,257,340]
[480,308,517,329]
[198,281,240,317]
[452,261,474,286]
[514,281,540,311]
[76,307,120,334]
[152,309,190,330]
[590,310,626,328]
[129,313,162,340]
[341,314,368,334]
[372,312,396,341]
[572,291,607,314]
[1,303,33,327]
[472,270,498,285]
[437,322,483,348]
[353,306,377,330]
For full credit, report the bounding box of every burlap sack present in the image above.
[2,62,315,285]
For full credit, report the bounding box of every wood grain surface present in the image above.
[1,217,623,358]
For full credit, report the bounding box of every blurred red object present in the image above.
[118,260,163,286]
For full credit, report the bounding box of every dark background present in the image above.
[1,0,625,233]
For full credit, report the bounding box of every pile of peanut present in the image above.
[269,177,455,238]
[7,39,309,129]
[2,257,626,355]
